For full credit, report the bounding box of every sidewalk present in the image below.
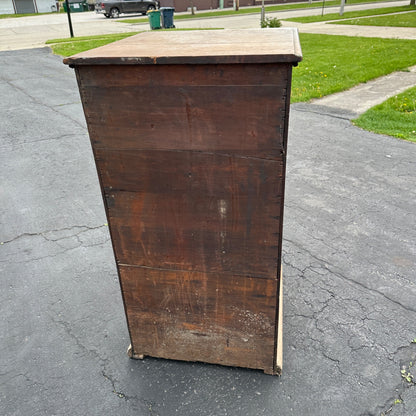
[280,19,416,39]
[310,65,416,118]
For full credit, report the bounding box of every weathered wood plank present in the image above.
[121,266,278,372]
[98,150,282,277]
[95,149,284,195]
[82,85,287,158]
[76,64,290,87]
[107,189,281,278]
[64,29,302,66]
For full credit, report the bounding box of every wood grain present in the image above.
[121,266,278,372]
[64,28,303,66]
[81,84,288,158]
[98,149,283,278]
[76,64,290,88]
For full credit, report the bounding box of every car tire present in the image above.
[104,13,110,18]
[110,7,119,18]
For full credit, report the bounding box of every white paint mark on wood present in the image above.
[218,199,227,219]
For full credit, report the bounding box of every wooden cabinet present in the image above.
[64,29,302,375]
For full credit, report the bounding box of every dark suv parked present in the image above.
[95,0,159,18]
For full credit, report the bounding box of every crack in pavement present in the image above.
[6,78,86,129]
[101,368,159,413]
[46,308,129,400]
[0,239,110,265]
[46,310,144,409]
[282,238,416,408]
[102,370,127,399]
[283,237,416,314]
[1,224,108,245]
[1,224,111,264]
[377,344,416,416]
[0,133,86,151]
[285,239,416,415]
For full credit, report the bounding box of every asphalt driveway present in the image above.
[1,47,415,416]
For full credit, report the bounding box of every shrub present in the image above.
[261,17,282,28]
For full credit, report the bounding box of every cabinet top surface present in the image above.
[63,28,302,66]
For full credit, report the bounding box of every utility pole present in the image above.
[65,0,74,38]
[340,0,345,16]
[261,0,265,24]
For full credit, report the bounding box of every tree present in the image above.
[189,0,195,15]
[411,0,415,6]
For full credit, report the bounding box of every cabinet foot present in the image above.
[127,344,144,360]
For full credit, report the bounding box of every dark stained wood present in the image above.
[97,149,283,278]
[80,83,289,159]
[76,64,290,88]
[95,149,285,196]
[76,62,291,159]
[120,266,278,371]
[65,29,302,375]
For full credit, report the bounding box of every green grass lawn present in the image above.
[0,12,53,18]
[283,5,416,23]
[334,11,416,27]
[291,34,416,102]
[353,86,416,142]
[46,32,140,45]
[47,32,140,56]
[0,10,66,18]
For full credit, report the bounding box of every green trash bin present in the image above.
[63,0,86,12]
[147,9,161,30]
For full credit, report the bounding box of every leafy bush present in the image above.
[261,17,281,28]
